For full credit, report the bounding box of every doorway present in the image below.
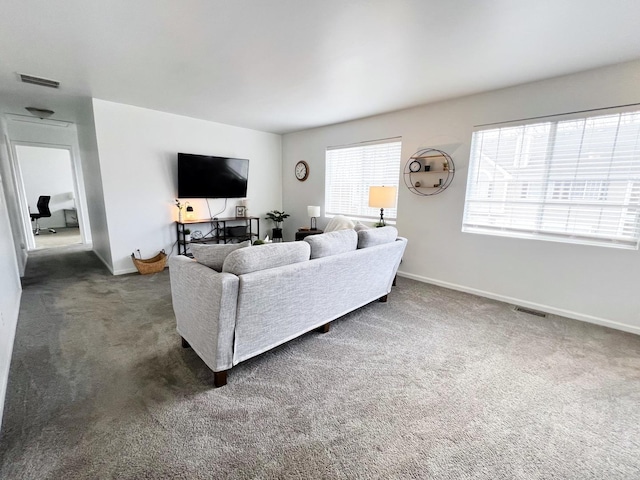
[12,143,85,251]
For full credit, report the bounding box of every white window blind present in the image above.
[325,139,401,222]
[462,110,640,249]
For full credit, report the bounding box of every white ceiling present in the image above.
[2,0,640,134]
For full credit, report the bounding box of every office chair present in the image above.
[30,195,56,235]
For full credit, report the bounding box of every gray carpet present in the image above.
[1,247,639,479]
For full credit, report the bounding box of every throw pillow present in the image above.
[222,242,310,276]
[354,222,372,232]
[304,229,358,259]
[357,226,398,248]
[190,240,251,271]
[324,215,355,232]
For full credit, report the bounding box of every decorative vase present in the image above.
[272,228,283,242]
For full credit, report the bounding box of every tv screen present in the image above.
[178,153,249,198]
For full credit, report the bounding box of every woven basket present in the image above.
[131,250,167,275]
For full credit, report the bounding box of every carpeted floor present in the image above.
[1,247,639,479]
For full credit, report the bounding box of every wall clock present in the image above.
[295,160,309,181]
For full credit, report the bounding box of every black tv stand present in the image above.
[176,217,260,256]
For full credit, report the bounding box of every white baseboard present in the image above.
[114,266,139,276]
[90,249,143,276]
[92,248,114,275]
[397,270,640,336]
[18,249,27,277]
[114,265,170,276]
[0,290,22,434]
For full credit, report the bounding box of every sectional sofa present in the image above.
[169,227,407,386]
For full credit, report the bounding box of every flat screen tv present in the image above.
[178,153,249,198]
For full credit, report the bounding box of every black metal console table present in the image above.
[176,217,260,256]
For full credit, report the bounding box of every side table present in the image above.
[295,229,324,241]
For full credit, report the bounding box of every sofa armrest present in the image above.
[169,255,239,372]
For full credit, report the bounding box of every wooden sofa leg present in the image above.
[214,370,228,388]
[316,323,331,333]
[181,337,191,349]
[379,294,388,303]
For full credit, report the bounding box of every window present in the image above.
[462,110,640,249]
[325,138,401,222]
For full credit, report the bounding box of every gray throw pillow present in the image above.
[357,226,398,248]
[222,242,310,275]
[304,229,357,259]
[190,241,251,271]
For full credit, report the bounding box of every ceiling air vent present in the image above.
[25,107,55,119]
[18,73,60,89]
[513,306,547,318]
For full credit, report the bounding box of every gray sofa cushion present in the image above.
[223,242,310,275]
[304,229,358,259]
[191,241,251,271]
[357,226,398,248]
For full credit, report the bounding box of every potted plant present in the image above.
[184,228,191,242]
[265,210,290,242]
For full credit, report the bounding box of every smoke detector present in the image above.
[18,73,60,89]
[25,107,55,119]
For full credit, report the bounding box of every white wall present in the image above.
[75,98,112,270]
[282,59,640,334]
[91,99,283,275]
[0,126,22,433]
[17,145,75,229]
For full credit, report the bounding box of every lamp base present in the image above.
[378,208,385,227]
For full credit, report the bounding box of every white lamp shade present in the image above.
[307,206,321,217]
[368,186,397,208]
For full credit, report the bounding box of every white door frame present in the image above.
[10,140,90,251]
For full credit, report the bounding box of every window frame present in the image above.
[462,107,640,250]
[324,138,402,223]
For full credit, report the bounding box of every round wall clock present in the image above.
[295,160,309,181]
[409,160,421,172]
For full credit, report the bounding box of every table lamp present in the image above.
[368,186,397,226]
[185,203,195,220]
[307,206,321,230]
